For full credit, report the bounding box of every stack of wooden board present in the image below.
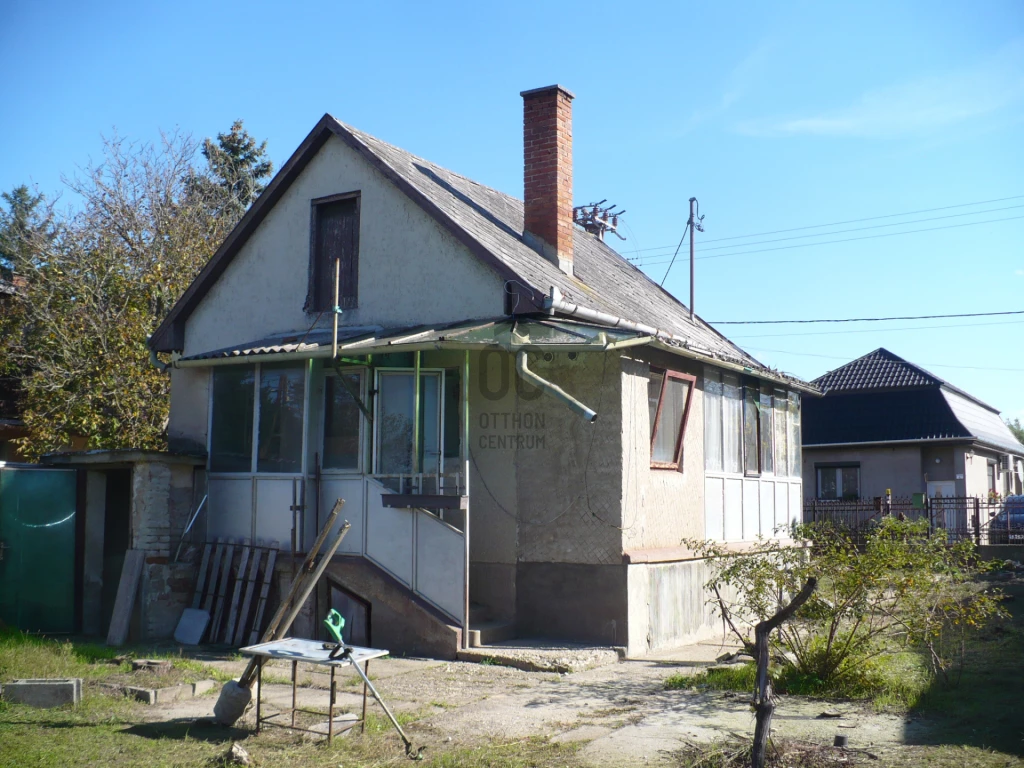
[190,539,280,646]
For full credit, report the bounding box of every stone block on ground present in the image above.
[1,678,82,708]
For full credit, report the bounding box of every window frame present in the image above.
[207,362,310,477]
[307,191,361,313]
[815,463,861,500]
[649,367,697,472]
[320,367,367,475]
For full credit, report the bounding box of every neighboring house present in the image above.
[802,348,1024,501]
[0,273,28,462]
[148,85,814,658]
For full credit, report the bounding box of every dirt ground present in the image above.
[154,640,936,766]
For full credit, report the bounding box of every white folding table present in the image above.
[239,637,409,748]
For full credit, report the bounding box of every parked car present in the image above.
[988,495,1024,544]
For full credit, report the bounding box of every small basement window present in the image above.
[648,367,696,470]
[308,193,360,312]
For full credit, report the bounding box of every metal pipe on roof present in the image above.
[515,351,597,423]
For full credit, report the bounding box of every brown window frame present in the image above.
[649,368,697,472]
[306,191,361,313]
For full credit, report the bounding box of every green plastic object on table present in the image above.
[324,609,346,644]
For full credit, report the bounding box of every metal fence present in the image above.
[804,496,1023,546]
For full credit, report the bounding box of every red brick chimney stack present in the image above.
[521,85,575,275]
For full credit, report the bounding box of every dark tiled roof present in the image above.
[813,348,941,392]
[802,389,972,446]
[344,123,764,371]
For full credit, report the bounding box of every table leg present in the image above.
[329,665,335,745]
[255,660,262,734]
[291,660,297,728]
[361,659,369,735]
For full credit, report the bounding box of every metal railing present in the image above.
[804,496,1023,546]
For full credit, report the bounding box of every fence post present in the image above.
[973,498,980,546]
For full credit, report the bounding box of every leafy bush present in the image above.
[686,518,1004,693]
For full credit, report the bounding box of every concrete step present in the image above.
[467,620,516,648]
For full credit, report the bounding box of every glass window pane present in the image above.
[377,373,414,475]
[419,374,441,475]
[704,371,723,471]
[323,372,362,470]
[210,366,255,473]
[788,392,801,479]
[774,388,788,477]
[722,374,742,474]
[841,467,859,499]
[653,376,691,464]
[759,385,774,474]
[743,384,759,474]
[818,468,838,499]
[257,365,306,473]
[648,370,665,442]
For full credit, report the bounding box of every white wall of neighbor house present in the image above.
[182,134,505,358]
[802,445,923,499]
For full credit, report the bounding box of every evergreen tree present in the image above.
[200,119,274,214]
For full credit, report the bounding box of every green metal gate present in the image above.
[0,467,77,633]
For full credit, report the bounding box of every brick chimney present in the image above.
[521,85,574,275]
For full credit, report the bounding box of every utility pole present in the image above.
[687,197,704,321]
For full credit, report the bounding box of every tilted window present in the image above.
[648,367,696,470]
[308,193,360,312]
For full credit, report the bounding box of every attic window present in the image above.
[308,192,360,313]
[648,367,695,470]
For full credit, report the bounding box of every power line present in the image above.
[741,348,1024,374]
[730,318,1024,340]
[624,194,1024,254]
[711,310,1024,325]
[631,214,1024,267]
[631,203,1024,259]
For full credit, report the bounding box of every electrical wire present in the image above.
[631,214,1024,267]
[711,310,1024,325]
[624,194,1024,253]
[729,318,1024,340]
[630,203,1024,259]
[659,220,690,287]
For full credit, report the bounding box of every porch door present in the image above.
[374,371,442,485]
[927,481,957,531]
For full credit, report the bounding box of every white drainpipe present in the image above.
[515,350,597,423]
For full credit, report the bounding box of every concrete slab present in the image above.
[1,678,82,708]
[457,640,622,673]
[174,608,210,645]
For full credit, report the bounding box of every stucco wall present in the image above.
[514,351,624,565]
[965,447,997,497]
[802,445,923,499]
[621,352,705,553]
[167,367,210,454]
[182,134,505,357]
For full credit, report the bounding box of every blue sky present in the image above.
[1,1,1022,417]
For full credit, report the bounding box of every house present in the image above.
[148,85,814,658]
[802,348,1024,502]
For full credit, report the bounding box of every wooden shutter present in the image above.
[313,196,359,311]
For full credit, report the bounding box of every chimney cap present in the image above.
[520,84,576,100]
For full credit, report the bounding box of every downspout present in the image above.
[515,350,597,423]
[147,337,169,372]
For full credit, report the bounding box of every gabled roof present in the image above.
[149,114,774,378]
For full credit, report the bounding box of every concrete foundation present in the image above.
[1,678,82,708]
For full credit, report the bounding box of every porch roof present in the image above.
[171,316,817,393]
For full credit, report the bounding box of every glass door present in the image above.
[374,371,442,485]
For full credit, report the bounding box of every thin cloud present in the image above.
[736,39,1024,139]
[678,41,776,133]
[1016,269,1024,277]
